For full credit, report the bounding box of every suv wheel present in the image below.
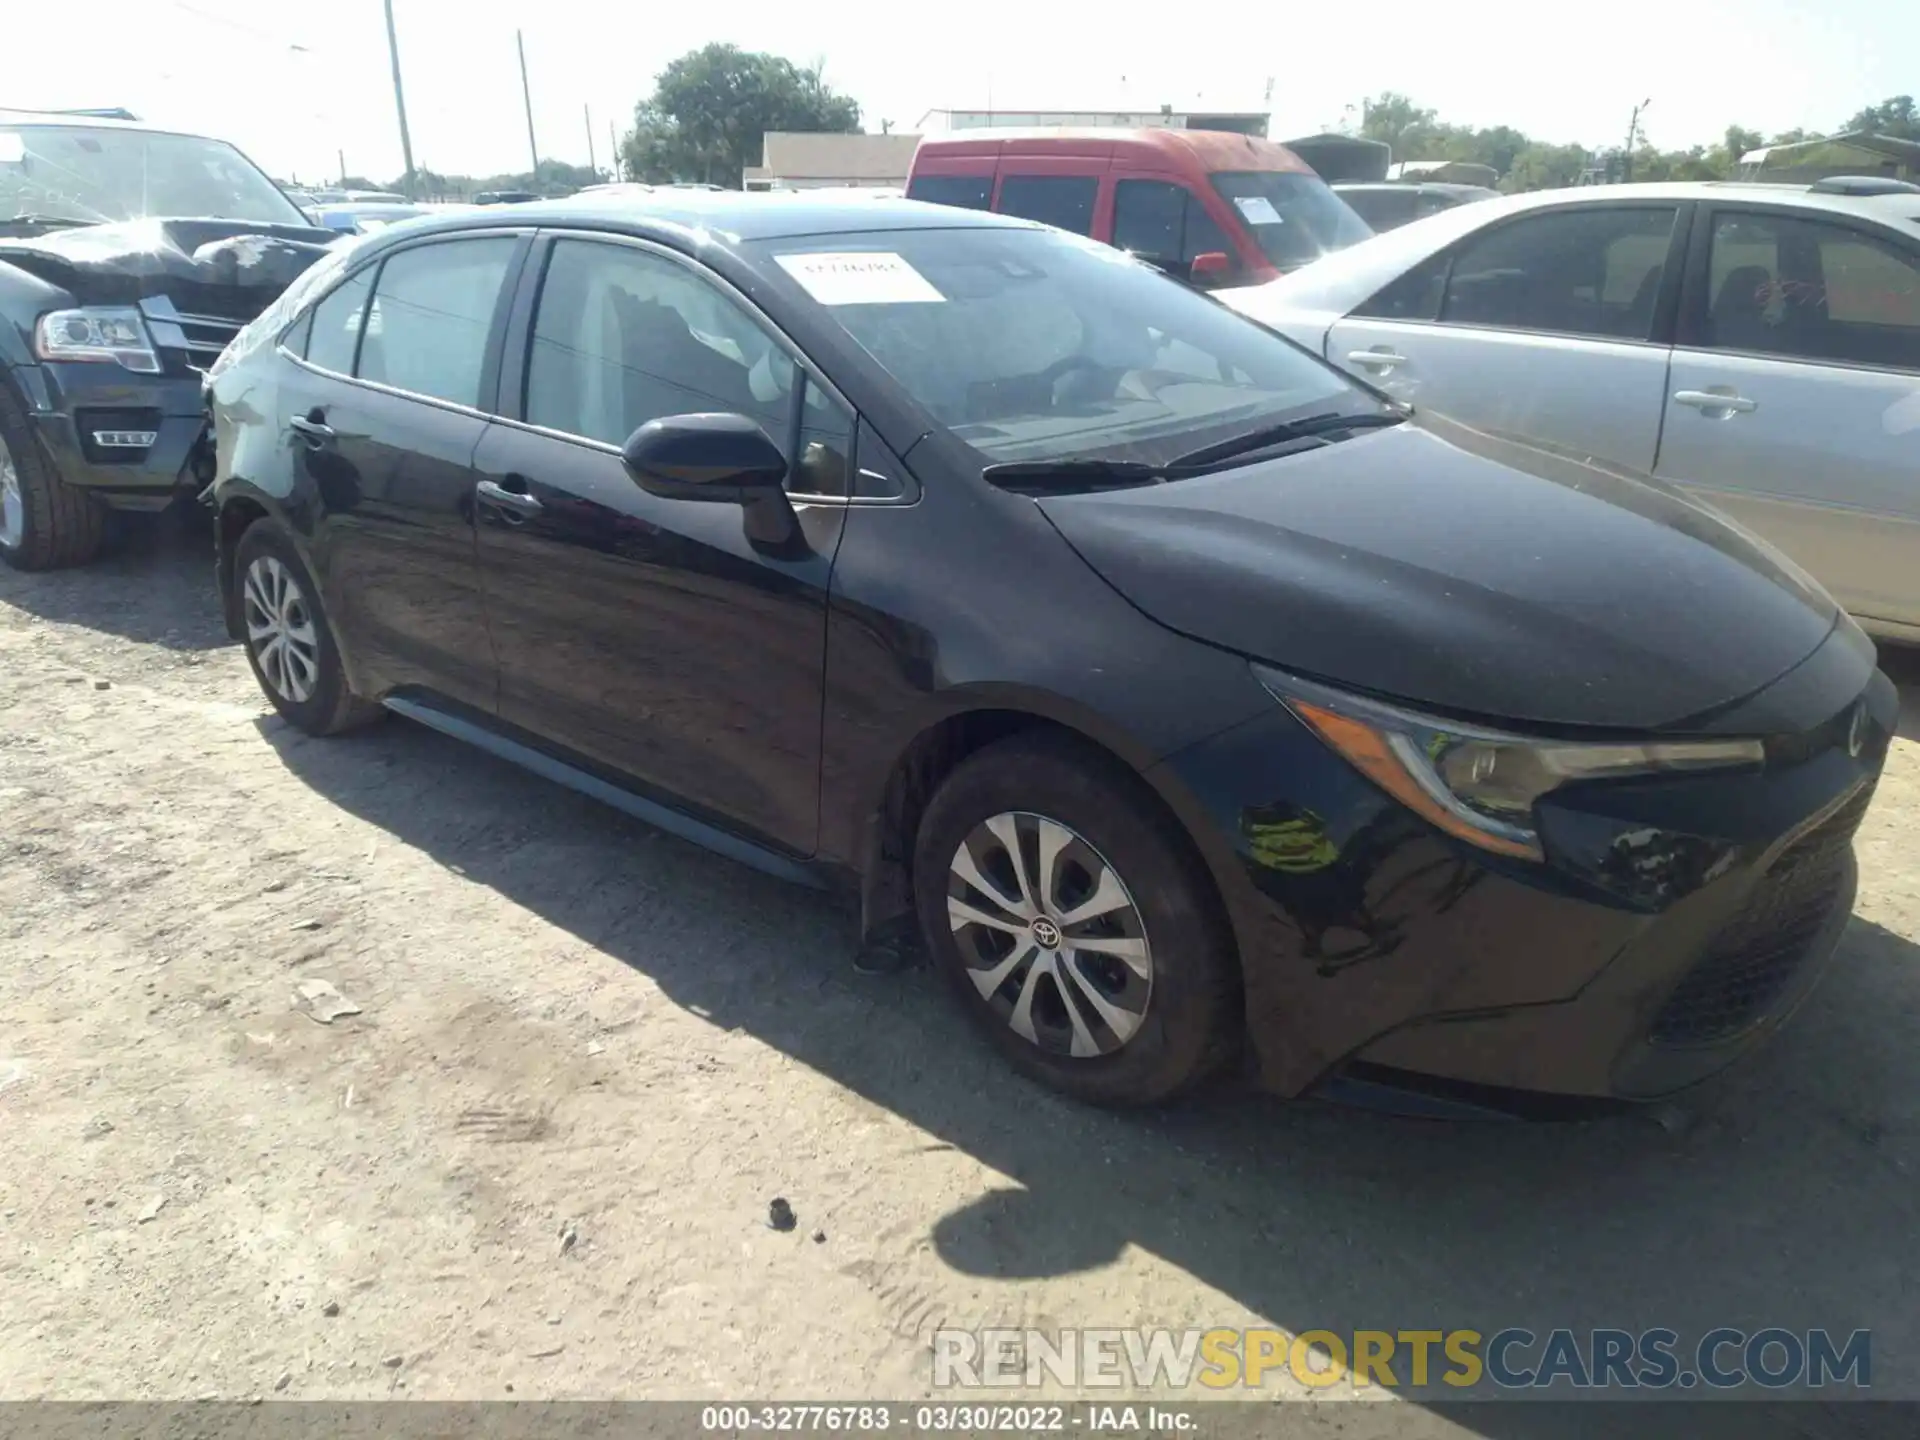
[233,520,382,736]
[913,734,1239,1106]
[0,386,107,571]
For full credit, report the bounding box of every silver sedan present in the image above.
[1226,179,1920,642]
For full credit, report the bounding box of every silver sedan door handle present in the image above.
[1673,389,1758,415]
[476,478,543,516]
[288,413,335,445]
[1346,349,1408,372]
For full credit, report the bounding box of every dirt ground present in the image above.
[2,519,1918,1430]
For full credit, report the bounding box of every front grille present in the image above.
[139,296,246,374]
[1648,783,1873,1046]
[172,311,243,368]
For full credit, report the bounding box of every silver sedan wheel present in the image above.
[947,811,1153,1059]
[0,432,22,551]
[243,555,321,704]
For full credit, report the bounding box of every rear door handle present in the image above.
[1673,390,1757,415]
[1346,349,1408,372]
[476,478,543,516]
[288,413,335,445]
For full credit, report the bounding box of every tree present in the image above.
[1842,95,1919,139]
[382,159,602,200]
[620,44,861,188]
[1501,142,1591,193]
[1357,92,1439,162]
[1720,125,1764,168]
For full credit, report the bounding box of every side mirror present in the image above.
[620,411,801,551]
[1189,251,1234,286]
[620,412,789,503]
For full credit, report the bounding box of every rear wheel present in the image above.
[233,520,382,736]
[0,386,107,571]
[913,734,1239,1106]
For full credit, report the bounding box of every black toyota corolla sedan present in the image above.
[204,192,1895,1111]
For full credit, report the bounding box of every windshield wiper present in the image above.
[1168,410,1405,469]
[0,213,97,233]
[979,457,1173,493]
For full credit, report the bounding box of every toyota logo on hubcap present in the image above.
[1031,917,1062,948]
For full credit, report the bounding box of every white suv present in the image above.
[1226,179,1920,641]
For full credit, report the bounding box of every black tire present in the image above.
[0,383,107,571]
[232,519,382,736]
[913,732,1240,1106]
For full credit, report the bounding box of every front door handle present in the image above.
[476,478,543,517]
[1346,348,1408,372]
[1673,389,1757,416]
[288,413,335,445]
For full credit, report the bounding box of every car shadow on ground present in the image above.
[0,512,227,651]
[258,693,1920,1437]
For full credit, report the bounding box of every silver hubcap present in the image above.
[0,433,22,550]
[243,555,320,704]
[947,812,1153,1059]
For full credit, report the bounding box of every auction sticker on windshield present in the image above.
[775,251,945,305]
[1232,196,1283,225]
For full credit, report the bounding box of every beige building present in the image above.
[742,132,923,191]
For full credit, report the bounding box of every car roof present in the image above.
[363,187,1041,246]
[1334,181,1496,198]
[911,127,1310,173]
[0,107,175,135]
[1227,179,1920,320]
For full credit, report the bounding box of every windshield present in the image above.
[1210,171,1373,270]
[0,123,308,226]
[755,226,1371,468]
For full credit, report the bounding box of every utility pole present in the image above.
[609,120,620,180]
[585,104,596,174]
[517,30,540,178]
[337,148,346,184]
[1622,98,1651,183]
[382,0,417,197]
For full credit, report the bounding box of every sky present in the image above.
[6,0,1909,185]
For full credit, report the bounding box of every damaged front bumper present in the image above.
[14,357,214,512]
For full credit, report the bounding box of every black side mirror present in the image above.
[620,412,789,502]
[621,412,800,550]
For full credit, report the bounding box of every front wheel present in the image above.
[0,386,106,571]
[913,734,1240,1106]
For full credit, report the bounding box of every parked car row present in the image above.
[1225,178,1920,641]
[191,186,1894,1113]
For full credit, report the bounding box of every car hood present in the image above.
[1037,414,1841,732]
[0,217,338,320]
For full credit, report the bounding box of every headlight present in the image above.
[34,307,162,374]
[1255,666,1764,861]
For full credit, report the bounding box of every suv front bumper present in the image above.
[13,359,211,511]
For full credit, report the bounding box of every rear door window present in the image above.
[357,237,517,407]
[995,174,1098,236]
[1439,205,1677,341]
[303,269,374,375]
[906,173,993,210]
[1701,211,1920,371]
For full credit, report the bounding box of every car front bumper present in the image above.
[1152,663,1899,1108]
[12,360,211,511]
